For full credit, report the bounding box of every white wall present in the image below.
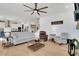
[35,4,79,39]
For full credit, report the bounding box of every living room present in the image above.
[0,3,79,56]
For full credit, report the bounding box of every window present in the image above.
[51,20,63,25]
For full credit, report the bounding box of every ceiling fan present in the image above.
[23,3,48,15]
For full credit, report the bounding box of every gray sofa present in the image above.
[11,32,35,45]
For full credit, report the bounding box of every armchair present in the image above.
[39,31,48,41]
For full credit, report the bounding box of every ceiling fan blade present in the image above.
[38,6,48,10]
[24,10,32,12]
[35,3,37,9]
[37,12,40,15]
[23,4,33,10]
[31,12,34,15]
[38,11,47,13]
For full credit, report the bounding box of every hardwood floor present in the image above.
[0,41,69,56]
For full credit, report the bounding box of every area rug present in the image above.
[28,43,45,51]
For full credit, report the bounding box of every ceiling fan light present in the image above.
[34,10,37,13]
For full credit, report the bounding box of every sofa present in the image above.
[11,32,35,45]
[49,33,69,44]
[54,33,69,44]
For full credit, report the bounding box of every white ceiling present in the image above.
[0,3,74,22]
